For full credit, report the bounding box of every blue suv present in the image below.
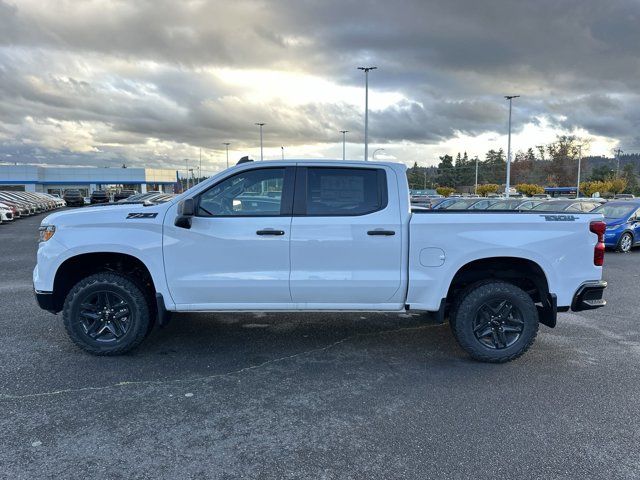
[592,201,640,252]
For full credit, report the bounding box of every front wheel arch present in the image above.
[51,252,156,313]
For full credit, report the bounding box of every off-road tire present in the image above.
[452,280,539,363]
[63,272,151,355]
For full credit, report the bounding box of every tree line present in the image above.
[407,135,640,195]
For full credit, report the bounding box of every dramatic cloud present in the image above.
[0,0,638,171]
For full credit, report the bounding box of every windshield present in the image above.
[592,204,635,219]
[531,201,572,211]
[444,199,478,209]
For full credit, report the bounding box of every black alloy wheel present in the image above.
[78,290,132,343]
[472,299,524,350]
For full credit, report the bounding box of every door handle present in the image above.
[367,229,395,236]
[256,229,285,236]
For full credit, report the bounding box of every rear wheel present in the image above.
[63,273,151,355]
[617,232,633,253]
[451,281,539,363]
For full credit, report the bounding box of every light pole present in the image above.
[255,123,265,161]
[475,156,479,195]
[222,142,230,168]
[184,159,190,190]
[614,148,623,178]
[504,95,520,197]
[281,146,285,160]
[358,66,377,161]
[576,144,583,198]
[340,130,349,160]
[372,148,384,160]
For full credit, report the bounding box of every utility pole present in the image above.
[358,66,377,161]
[199,148,202,183]
[255,123,265,161]
[504,95,520,197]
[475,156,479,195]
[340,130,349,160]
[184,159,189,190]
[223,142,230,168]
[614,148,623,178]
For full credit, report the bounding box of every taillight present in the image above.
[590,220,606,266]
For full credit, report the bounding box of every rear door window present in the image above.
[302,167,387,216]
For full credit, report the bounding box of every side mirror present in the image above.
[178,198,195,216]
[175,198,195,229]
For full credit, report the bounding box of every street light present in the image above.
[223,142,230,169]
[372,148,384,160]
[281,146,285,160]
[255,123,265,161]
[504,95,520,197]
[340,130,349,160]
[184,158,190,190]
[358,66,377,161]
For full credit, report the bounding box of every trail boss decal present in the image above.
[126,212,158,219]
[541,214,578,221]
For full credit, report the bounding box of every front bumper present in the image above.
[571,281,607,311]
[34,289,58,314]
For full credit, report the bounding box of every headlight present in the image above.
[39,225,56,242]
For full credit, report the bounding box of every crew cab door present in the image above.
[289,165,404,308]
[163,166,295,309]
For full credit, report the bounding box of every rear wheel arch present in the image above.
[445,257,554,327]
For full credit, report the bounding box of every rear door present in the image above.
[289,165,403,308]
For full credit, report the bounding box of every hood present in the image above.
[41,202,172,227]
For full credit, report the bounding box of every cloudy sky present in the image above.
[0,0,639,173]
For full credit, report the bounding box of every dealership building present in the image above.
[0,165,177,196]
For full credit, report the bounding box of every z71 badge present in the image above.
[126,212,158,219]
[541,214,578,221]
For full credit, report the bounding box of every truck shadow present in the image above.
[137,312,467,372]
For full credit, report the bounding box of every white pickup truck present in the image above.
[34,160,607,362]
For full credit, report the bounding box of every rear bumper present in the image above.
[571,281,607,311]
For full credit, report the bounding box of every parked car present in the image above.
[34,160,607,363]
[531,199,602,212]
[592,201,640,252]
[431,197,461,209]
[0,203,14,222]
[90,190,110,204]
[63,190,85,207]
[0,201,20,219]
[614,194,635,200]
[116,191,162,204]
[114,189,136,202]
[486,198,546,210]
[441,198,501,210]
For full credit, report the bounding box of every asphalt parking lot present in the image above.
[2,213,640,479]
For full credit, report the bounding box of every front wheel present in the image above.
[617,232,633,253]
[63,273,151,355]
[451,281,539,363]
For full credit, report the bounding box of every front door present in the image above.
[289,166,403,308]
[163,166,294,309]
